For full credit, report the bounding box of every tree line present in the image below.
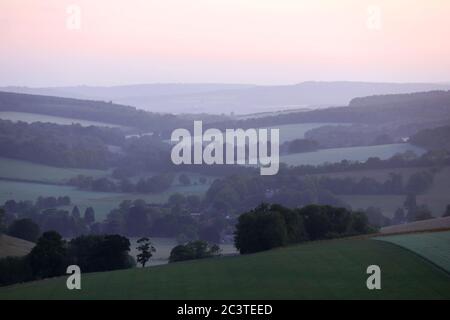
[2,197,96,240]
[234,203,373,254]
[0,231,134,286]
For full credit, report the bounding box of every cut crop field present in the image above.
[0,157,109,184]
[0,111,124,128]
[0,235,35,258]
[375,231,450,273]
[279,143,425,166]
[1,239,449,299]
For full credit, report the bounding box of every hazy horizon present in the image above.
[2,80,450,89]
[1,0,450,87]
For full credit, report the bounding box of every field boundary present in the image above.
[0,176,64,186]
[373,234,450,277]
[380,217,450,235]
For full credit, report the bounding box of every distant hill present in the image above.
[3,82,450,114]
[0,234,34,258]
[0,91,188,132]
[226,90,450,129]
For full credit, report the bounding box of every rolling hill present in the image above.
[1,237,449,299]
[376,231,450,273]
[3,82,450,114]
[0,235,34,258]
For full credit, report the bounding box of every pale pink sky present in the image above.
[1,0,450,86]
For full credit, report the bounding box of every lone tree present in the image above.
[136,237,156,267]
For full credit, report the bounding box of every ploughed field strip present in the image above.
[1,239,450,299]
[375,231,450,273]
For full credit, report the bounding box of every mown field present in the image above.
[376,231,450,273]
[0,111,124,128]
[1,238,449,299]
[279,143,425,166]
[0,157,109,184]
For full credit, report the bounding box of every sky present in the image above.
[1,0,450,86]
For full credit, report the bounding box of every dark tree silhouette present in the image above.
[136,237,156,267]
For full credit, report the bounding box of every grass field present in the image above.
[0,156,215,220]
[1,239,449,299]
[0,111,124,128]
[279,143,425,166]
[197,123,349,145]
[264,123,350,144]
[0,234,34,258]
[0,180,210,221]
[375,231,450,273]
[313,166,432,182]
[0,157,109,184]
[337,166,450,217]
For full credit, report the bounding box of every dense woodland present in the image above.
[0,91,188,133]
[235,204,372,254]
[0,120,122,168]
[410,125,450,151]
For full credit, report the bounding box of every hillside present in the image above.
[1,238,449,299]
[0,91,185,132]
[376,231,450,273]
[226,90,450,132]
[3,82,450,114]
[0,235,34,258]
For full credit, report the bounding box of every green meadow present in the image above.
[264,122,350,144]
[0,156,215,221]
[0,180,210,221]
[337,166,450,217]
[0,157,109,184]
[1,238,449,299]
[279,143,425,166]
[0,111,124,128]
[376,231,450,273]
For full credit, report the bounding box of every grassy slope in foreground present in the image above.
[375,231,450,273]
[1,239,449,299]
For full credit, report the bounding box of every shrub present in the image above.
[169,240,220,263]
